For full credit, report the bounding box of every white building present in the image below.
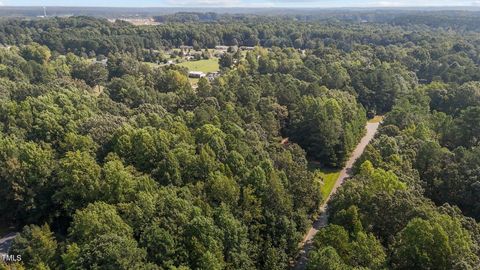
[215,45,229,51]
[188,71,206,78]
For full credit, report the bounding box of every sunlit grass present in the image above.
[309,162,341,203]
[368,115,384,123]
[177,58,220,73]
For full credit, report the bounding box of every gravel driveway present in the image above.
[292,121,380,270]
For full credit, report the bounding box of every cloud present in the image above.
[166,0,243,6]
[165,0,280,7]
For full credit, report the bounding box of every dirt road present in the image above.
[0,232,17,257]
[292,121,380,270]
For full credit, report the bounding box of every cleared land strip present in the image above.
[292,121,381,270]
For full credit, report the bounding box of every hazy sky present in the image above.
[2,0,480,7]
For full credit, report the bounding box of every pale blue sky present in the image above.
[2,0,480,7]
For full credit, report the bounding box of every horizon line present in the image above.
[2,5,480,8]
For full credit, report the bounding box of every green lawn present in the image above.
[177,58,220,73]
[309,162,341,203]
[318,170,341,202]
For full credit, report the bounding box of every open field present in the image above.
[177,58,220,73]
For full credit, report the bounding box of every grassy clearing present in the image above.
[318,170,341,201]
[309,162,341,203]
[368,115,384,123]
[178,58,219,73]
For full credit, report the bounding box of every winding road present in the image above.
[0,232,17,257]
[292,121,381,270]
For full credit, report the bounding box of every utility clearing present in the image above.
[292,121,381,270]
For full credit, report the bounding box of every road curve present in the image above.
[292,121,380,270]
[0,232,17,257]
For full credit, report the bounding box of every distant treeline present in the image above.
[1,14,480,85]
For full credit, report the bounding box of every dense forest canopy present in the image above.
[0,10,479,270]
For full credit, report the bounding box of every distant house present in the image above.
[240,46,255,51]
[206,72,220,81]
[419,79,429,84]
[95,58,108,66]
[189,71,206,78]
[215,45,229,51]
[180,45,193,50]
